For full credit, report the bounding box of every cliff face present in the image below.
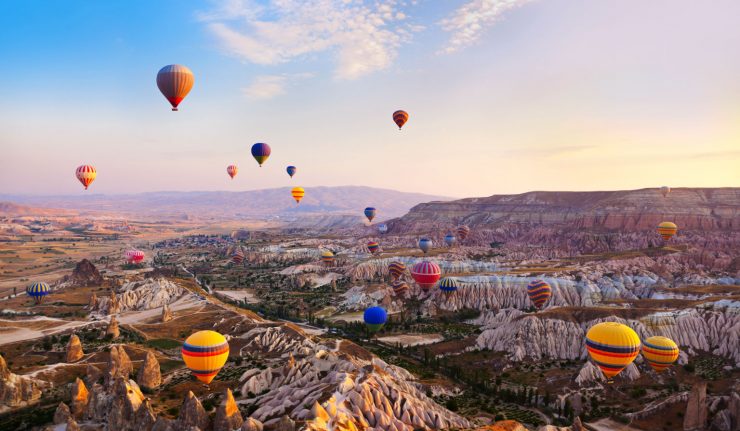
[391,188,739,233]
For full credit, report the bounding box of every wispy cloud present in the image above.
[242,73,313,100]
[200,0,418,80]
[439,0,533,54]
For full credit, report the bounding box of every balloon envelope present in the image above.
[438,277,458,294]
[364,306,387,332]
[286,166,297,178]
[456,225,470,241]
[291,187,305,203]
[26,282,50,304]
[124,250,145,264]
[364,207,376,222]
[391,280,409,297]
[411,261,441,291]
[526,280,552,310]
[642,336,679,372]
[251,143,271,166]
[418,238,432,254]
[585,322,640,380]
[367,241,380,254]
[657,221,678,241]
[156,65,194,111]
[444,234,456,247]
[231,247,245,264]
[388,261,407,280]
[75,165,97,190]
[227,165,238,179]
[321,250,335,266]
[392,110,409,129]
[181,330,229,384]
[378,224,388,234]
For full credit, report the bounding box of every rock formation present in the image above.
[136,350,161,389]
[274,415,295,431]
[108,290,121,315]
[476,421,528,431]
[108,378,147,431]
[178,391,208,430]
[572,416,583,431]
[64,259,103,286]
[70,377,89,419]
[85,364,102,386]
[241,418,264,431]
[684,381,708,431]
[0,354,44,410]
[53,402,71,424]
[106,345,133,384]
[107,315,120,339]
[66,334,84,362]
[88,292,98,310]
[95,278,184,314]
[161,303,173,322]
[65,417,80,431]
[214,388,243,431]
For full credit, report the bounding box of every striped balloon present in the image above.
[457,225,470,241]
[444,234,456,247]
[391,280,409,297]
[585,322,641,380]
[26,282,50,304]
[231,247,244,264]
[367,241,380,254]
[526,280,552,310]
[392,110,409,130]
[181,330,229,384]
[438,277,458,294]
[227,165,238,179]
[291,187,305,203]
[156,65,194,111]
[251,143,271,167]
[642,336,679,372]
[321,250,335,267]
[388,261,407,280]
[418,238,432,254]
[411,261,441,291]
[286,166,297,178]
[364,207,376,223]
[124,249,145,264]
[75,165,97,190]
[656,221,678,241]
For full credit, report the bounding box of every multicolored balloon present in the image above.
[291,187,305,204]
[660,186,671,198]
[585,322,641,380]
[641,336,679,372]
[181,330,229,384]
[75,165,97,190]
[124,249,145,265]
[321,250,335,267]
[457,225,470,241]
[438,277,458,294]
[286,166,297,178]
[26,282,50,304]
[156,65,194,111]
[363,306,387,333]
[392,110,409,130]
[418,238,432,254]
[444,234,456,247]
[367,241,380,254]
[251,143,271,167]
[227,165,238,179]
[388,261,407,280]
[526,280,552,310]
[378,224,388,234]
[364,207,376,223]
[231,247,245,264]
[411,261,441,291]
[391,280,409,297]
[657,221,678,241]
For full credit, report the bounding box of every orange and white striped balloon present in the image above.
[75,165,97,190]
[227,165,238,179]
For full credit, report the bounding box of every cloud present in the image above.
[242,73,313,100]
[439,0,533,54]
[200,0,418,80]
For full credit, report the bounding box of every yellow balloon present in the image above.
[657,221,678,241]
[642,336,679,372]
[585,322,641,380]
[181,330,229,384]
[291,187,305,203]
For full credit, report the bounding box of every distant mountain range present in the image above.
[1,186,451,222]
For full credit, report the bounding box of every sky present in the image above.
[1,0,738,198]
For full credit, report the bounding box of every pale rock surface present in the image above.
[65,417,80,431]
[96,278,184,313]
[107,315,120,339]
[684,381,708,431]
[66,334,84,362]
[88,292,98,310]
[214,388,243,431]
[161,303,173,322]
[0,353,45,411]
[241,418,264,431]
[274,415,295,431]
[53,402,72,424]
[106,345,134,384]
[136,350,161,389]
[178,391,208,430]
[85,364,102,386]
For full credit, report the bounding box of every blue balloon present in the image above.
[444,234,456,247]
[378,223,388,234]
[364,207,377,222]
[286,166,297,178]
[418,237,432,254]
[363,306,387,325]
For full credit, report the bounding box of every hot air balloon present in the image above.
[444,233,456,247]
[585,322,641,381]
[251,143,271,167]
[182,330,229,384]
[26,282,50,304]
[660,186,671,198]
[657,222,678,241]
[291,187,305,203]
[642,336,679,372]
[231,247,245,264]
[364,306,387,333]
[378,224,388,234]
[388,261,407,280]
[418,238,432,254]
[391,280,409,297]
[392,110,409,130]
[156,64,194,111]
[438,277,458,294]
[75,165,97,190]
[321,250,335,267]
[286,166,297,178]
[227,165,238,179]
[526,280,552,310]
[411,261,441,291]
[124,249,145,265]
[364,207,376,223]
[367,241,380,255]
[457,225,470,241]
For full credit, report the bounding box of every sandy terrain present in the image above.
[215,289,260,304]
[377,333,445,347]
